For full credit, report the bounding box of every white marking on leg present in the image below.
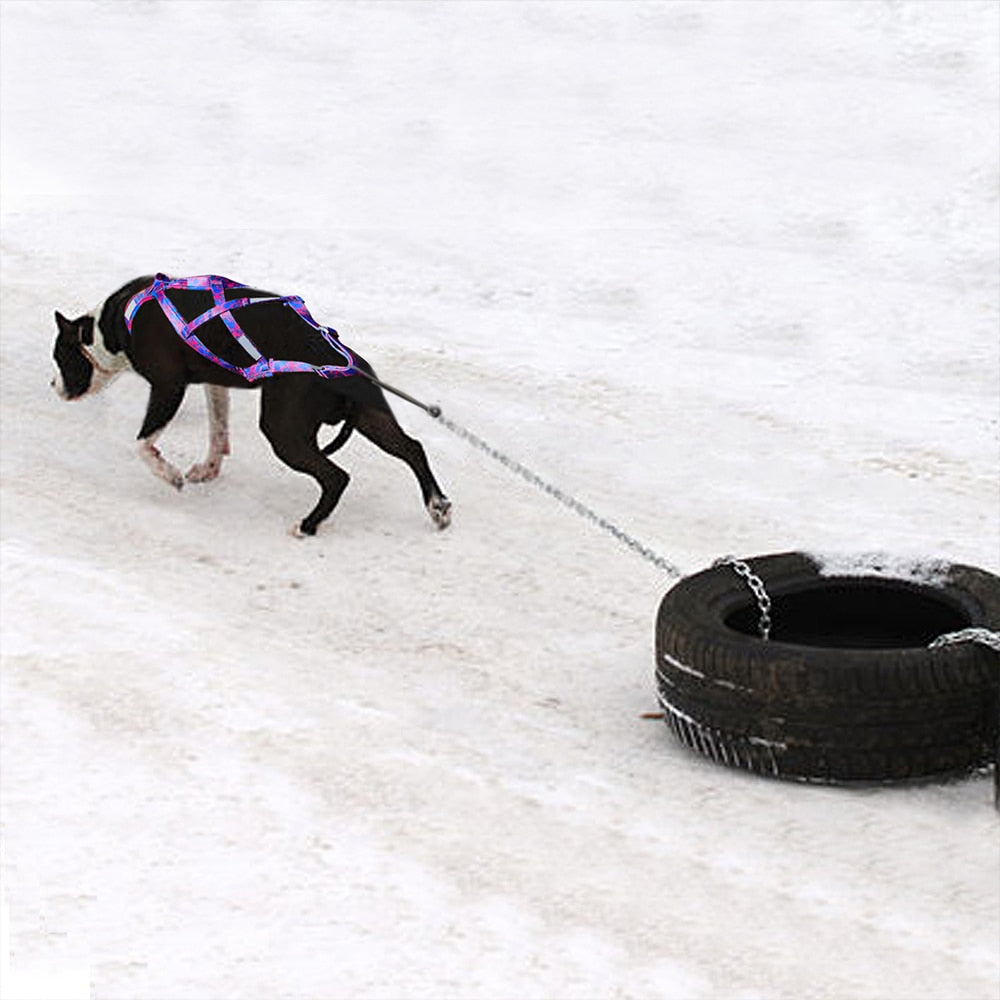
[427,496,452,529]
[139,432,184,490]
[186,386,231,482]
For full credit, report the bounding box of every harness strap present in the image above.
[124,274,359,382]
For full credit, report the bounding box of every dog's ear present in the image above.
[55,311,95,346]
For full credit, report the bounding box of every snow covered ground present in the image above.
[1,1,998,997]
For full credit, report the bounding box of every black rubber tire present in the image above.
[654,552,1000,784]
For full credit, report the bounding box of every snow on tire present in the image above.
[654,552,1000,783]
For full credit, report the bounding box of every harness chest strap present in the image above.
[124,274,359,382]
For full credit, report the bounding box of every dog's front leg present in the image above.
[137,383,186,490]
[186,385,231,483]
[139,431,185,490]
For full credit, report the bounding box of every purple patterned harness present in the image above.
[123,273,359,382]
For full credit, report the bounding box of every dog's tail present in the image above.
[321,414,355,455]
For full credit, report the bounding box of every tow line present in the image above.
[362,371,682,579]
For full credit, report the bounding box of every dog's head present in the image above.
[51,307,128,400]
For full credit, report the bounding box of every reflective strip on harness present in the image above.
[123,274,358,382]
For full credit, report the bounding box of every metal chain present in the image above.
[714,556,772,640]
[381,384,995,659]
[435,413,683,579]
[929,627,1000,653]
[429,410,992,655]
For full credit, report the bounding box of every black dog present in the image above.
[52,275,451,536]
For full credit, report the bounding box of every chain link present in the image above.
[435,414,682,578]
[714,556,772,641]
[929,627,1000,653]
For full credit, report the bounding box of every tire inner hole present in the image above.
[725,581,973,649]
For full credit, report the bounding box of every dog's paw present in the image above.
[159,465,184,491]
[139,441,184,491]
[186,460,222,483]
[428,496,452,530]
[289,521,315,539]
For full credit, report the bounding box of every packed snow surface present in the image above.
[2,2,998,998]
[809,551,956,586]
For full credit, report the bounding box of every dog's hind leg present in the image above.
[186,385,231,483]
[137,382,187,490]
[354,406,452,529]
[259,389,350,536]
